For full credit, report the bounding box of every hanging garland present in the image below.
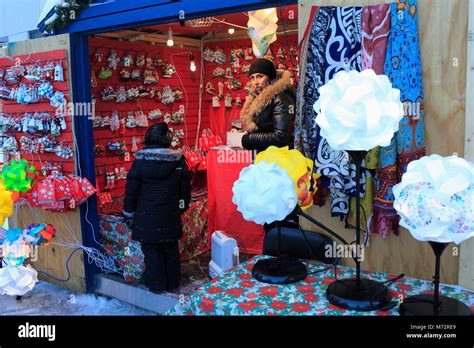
[44,0,91,32]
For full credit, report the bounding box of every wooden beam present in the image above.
[204,23,298,43]
[94,30,201,48]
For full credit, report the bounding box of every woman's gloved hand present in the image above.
[122,211,135,228]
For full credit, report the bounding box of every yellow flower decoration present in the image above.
[256,146,320,210]
[0,181,14,226]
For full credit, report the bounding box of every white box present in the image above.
[209,231,239,278]
[226,131,245,148]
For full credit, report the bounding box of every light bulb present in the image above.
[190,55,196,72]
[167,27,174,46]
[228,28,235,34]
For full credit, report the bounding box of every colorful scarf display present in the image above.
[348,3,391,230]
[370,0,426,238]
[314,6,366,218]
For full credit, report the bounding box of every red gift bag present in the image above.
[197,149,207,171]
[182,146,200,169]
[37,180,56,205]
[54,176,73,201]
[80,177,97,200]
[198,130,211,152]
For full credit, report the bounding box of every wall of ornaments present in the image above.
[88,38,202,214]
[202,35,298,141]
[0,50,74,176]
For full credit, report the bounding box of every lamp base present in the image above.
[399,294,472,316]
[326,278,391,311]
[252,257,307,285]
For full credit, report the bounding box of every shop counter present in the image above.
[166,255,474,316]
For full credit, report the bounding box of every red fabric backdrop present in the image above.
[207,148,264,254]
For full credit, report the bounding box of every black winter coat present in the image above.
[123,146,192,243]
[240,70,296,152]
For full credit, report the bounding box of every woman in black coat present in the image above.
[123,122,192,293]
[240,58,296,152]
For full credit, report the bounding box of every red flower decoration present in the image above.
[245,264,254,271]
[132,256,141,264]
[225,288,245,298]
[305,277,318,283]
[304,294,318,302]
[296,285,315,293]
[292,303,310,312]
[397,284,413,292]
[270,301,288,310]
[239,273,252,280]
[199,298,216,313]
[238,301,261,312]
[260,286,279,297]
[207,286,224,294]
[241,281,254,288]
[377,310,391,316]
[246,292,258,299]
[321,277,335,286]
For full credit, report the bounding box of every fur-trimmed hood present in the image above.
[240,70,294,132]
[135,147,182,161]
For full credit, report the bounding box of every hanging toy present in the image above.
[110,110,120,132]
[235,95,243,107]
[212,96,221,108]
[54,60,64,82]
[131,136,139,155]
[23,223,56,247]
[205,81,216,95]
[1,159,38,193]
[225,94,233,108]
[217,82,224,99]
[108,49,119,70]
[161,86,175,105]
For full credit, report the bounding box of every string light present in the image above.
[228,28,235,34]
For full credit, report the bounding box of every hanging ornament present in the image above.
[1,159,38,193]
[247,8,279,57]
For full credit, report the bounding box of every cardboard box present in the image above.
[226,131,245,148]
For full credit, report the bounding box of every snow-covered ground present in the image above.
[0,280,157,315]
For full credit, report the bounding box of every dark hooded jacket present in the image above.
[240,70,296,152]
[123,146,192,243]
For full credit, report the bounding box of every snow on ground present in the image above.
[1,281,157,316]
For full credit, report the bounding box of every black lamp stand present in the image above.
[399,241,472,316]
[252,220,308,284]
[325,150,391,311]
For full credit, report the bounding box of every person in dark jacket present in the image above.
[123,122,192,293]
[240,58,296,152]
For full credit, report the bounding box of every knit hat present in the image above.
[248,58,277,80]
[144,122,172,147]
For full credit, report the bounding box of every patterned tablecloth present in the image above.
[166,255,474,316]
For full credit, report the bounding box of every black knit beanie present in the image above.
[248,58,277,80]
[144,122,172,147]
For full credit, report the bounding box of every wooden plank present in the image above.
[298,0,469,285]
[7,34,86,293]
[95,274,178,314]
[460,0,474,291]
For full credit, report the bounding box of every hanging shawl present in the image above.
[347,3,391,231]
[370,0,426,238]
[294,6,333,158]
[312,6,366,218]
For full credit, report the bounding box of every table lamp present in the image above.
[393,154,473,316]
[232,146,319,284]
[313,69,404,311]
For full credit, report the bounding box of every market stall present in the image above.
[0,0,471,317]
